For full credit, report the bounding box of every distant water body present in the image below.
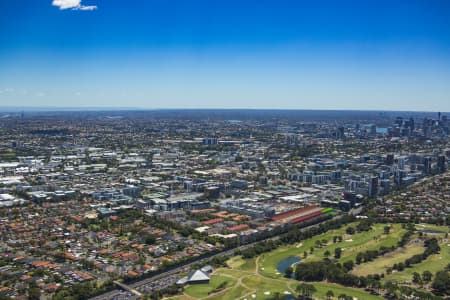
[376,127,388,134]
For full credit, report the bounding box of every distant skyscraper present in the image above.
[368,176,378,197]
[380,179,390,194]
[398,156,406,169]
[336,126,345,139]
[423,156,432,175]
[437,155,446,173]
[385,154,394,165]
[394,169,405,186]
[409,117,415,131]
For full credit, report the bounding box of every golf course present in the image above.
[167,223,449,299]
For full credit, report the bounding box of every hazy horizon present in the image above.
[0,107,449,115]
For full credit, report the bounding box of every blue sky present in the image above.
[1,0,450,111]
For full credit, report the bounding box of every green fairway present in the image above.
[384,240,450,283]
[258,223,406,278]
[416,224,450,234]
[184,275,236,298]
[226,256,256,272]
[352,243,425,276]
[240,275,292,299]
[206,283,251,300]
[226,256,246,268]
[208,268,383,300]
[312,282,383,300]
[164,296,192,300]
[207,268,383,300]
[336,224,405,263]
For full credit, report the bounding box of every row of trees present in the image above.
[412,270,433,285]
[355,246,394,265]
[238,215,355,260]
[292,258,446,299]
[292,236,447,298]
[269,284,369,300]
[390,237,441,273]
[239,239,280,259]
[352,229,415,266]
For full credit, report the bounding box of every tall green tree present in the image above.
[285,266,293,278]
[296,283,317,299]
[422,270,433,283]
[412,272,422,285]
[334,247,342,259]
[432,270,450,295]
[27,287,41,300]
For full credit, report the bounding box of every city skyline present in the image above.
[1,0,450,111]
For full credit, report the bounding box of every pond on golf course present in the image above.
[277,256,301,277]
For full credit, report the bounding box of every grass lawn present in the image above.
[384,241,450,283]
[206,284,251,300]
[416,224,450,234]
[217,268,251,277]
[259,223,406,278]
[241,275,292,299]
[216,272,384,300]
[184,275,236,298]
[226,256,256,272]
[226,256,245,268]
[214,254,387,300]
[335,223,405,263]
[352,243,425,276]
[312,282,384,300]
[164,296,193,300]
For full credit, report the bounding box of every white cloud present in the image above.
[52,0,80,9]
[52,0,97,10]
[78,5,97,10]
